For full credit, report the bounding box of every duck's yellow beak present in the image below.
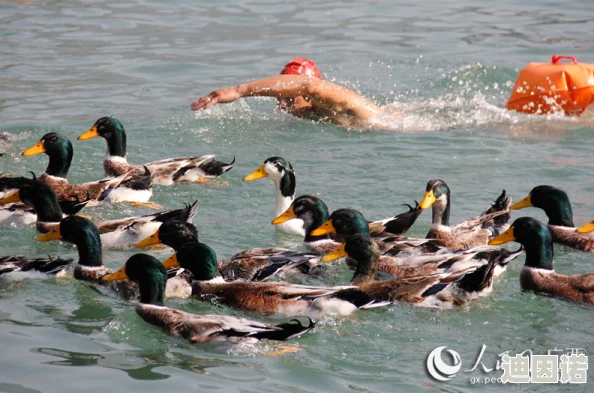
[577,220,594,234]
[272,205,297,224]
[78,125,99,140]
[136,230,161,248]
[36,226,63,242]
[311,219,336,236]
[488,226,516,245]
[320,243,348,262]
[162,253,180,269]
[23,140,46,156]
[102,265,128,281]
[510,194,532,210]
[243,164,267,181]
[418,190,436,210]
[0,190,21,205]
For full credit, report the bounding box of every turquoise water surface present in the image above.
[1,1,593,392]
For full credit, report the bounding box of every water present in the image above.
[1,0,594,392]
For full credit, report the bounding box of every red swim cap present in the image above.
[280,58,322,80]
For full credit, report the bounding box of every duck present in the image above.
[310,207,521,278]
[416,179,511,250]
[78,117,235,185]
[273,195,431,256]
[35,215,139,299]
[245,156,423,238]
[243,157,303,236]
[510,185,593,252]
[0,255,72,277]
[0,179,199,248]
[34,215,196,300]
[0,174,88,226]
[489,217,594,304]
[320,235,516,308]
[102,254,315,343]
[154,240,389,317]
[23,132,152,204]
[137,220,321,281]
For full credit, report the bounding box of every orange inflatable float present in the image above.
[506,55,594,115]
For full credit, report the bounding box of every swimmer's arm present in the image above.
[191,75,383,121]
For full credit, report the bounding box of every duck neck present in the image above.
[351,253,379,286]
[273,171,296,217]
[139,274,165,306]
[432,194,450,227]
[75,228,103,268]
[545,200,574,227]
[105,128,127,158]
[32,193,63,222]
[45,144,72,179]
[524,233,554,271]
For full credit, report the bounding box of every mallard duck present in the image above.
[154,241,388,317]
[0,174,88,226]
[35,215,139,299]
[578,220,594,233]
[103,254,315,343]
[510,185,593,252]
[311,207,520,277]
[243,157,303,236]
[320,235,517,308]
[489,217,594,304]
[137,220,321,281]
[271,195,338,253]
[78,117,235,185]
[34,215,193,300]
[0,179,199,248]
[0,255,72,277]
[416,179,511,250]
[273,195,431,256]
[246,156,421,237]
[23,132,152,203]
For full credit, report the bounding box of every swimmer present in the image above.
[191,58,401,129]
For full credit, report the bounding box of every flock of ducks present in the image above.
[1,119,593,345]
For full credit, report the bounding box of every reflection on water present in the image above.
[35,347,237,381]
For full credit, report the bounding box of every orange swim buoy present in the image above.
[506,55,594,115]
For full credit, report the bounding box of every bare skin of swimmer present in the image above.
[190,75,396,129]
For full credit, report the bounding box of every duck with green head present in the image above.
[133,241,388,318]
[416,179,511,250]
[35,215,139,299]
[0,179,199,248]
[78,117,235,186]
[136,220,320,281]
[510,185,593,252]
[489,217,594,304]
[23,132,152,203]
[310,208,507,277]
[103,254,315,343]
[321,234,520,308]
[271,195,338,253]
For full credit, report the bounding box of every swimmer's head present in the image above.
[280,58,322,80]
